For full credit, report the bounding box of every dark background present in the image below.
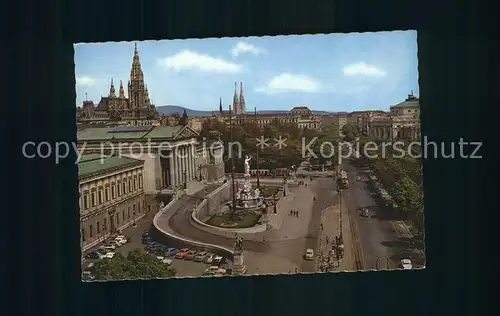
[6,0,489,315]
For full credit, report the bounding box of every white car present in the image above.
[204,253,216,264]
[99,245,116,252]
[304,248,314,260]
[400,259,412,270]
[115,236,128,245]
[104,252,115,259]
[156,256,165,261]
[213,255,224,265]
[109,240,122,248]
[162,258,172,265]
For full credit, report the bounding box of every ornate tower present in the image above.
[108,78,118,110]
[232,82,239,114]
[239,82,246,114]
[128,43,148,114]
[219,97,223,114]
[118,80,125,98]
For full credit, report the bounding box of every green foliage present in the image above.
[341,122,360,141]
[388,177,422,213]
[90,249,176,281]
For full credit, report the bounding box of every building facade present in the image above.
[77,124,209,195]
[76,43,159,126]
[79,154,147,251]
[366,93,421,141]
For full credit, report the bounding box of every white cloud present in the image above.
[157,50,241,73]
[230,41,265,57]
[343,62,387,77]
[76,76,95,86]
[256,73,322,94]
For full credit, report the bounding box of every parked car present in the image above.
[142,230,149,238]
[142,236,152,244]
[185,250,197,260]
[164,248,179,257]
[400,259,413,270]
[175,248,189,259]
[204,253,216,264]
[162,258,172,265]
[99,245,116,252]
[85,251,105,260]
[194,251,208,262]
[203,265,221,276]
[81,271,95,281]
[109,240,122,248]
[213,255,224,265]
[304,248,314,260]
[104,252,115,259]
[115,235,128,245]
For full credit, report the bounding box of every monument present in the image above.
[232,237,247,275]
[233,155,264,212]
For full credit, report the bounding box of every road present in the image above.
[342,159,410,270]
[300,177,337,272]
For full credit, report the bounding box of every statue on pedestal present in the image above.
[234,237,243,252]
[244,155,251,176]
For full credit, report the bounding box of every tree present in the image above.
[179,109,188,126]
[90,249,176,280]
[341,123,360,142]
[388,176,422,214]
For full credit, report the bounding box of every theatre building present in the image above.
[78,154,147,251]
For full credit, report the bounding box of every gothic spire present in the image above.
[219,97,223,113]
[232,82,239,114]
[130,43,144,81]
[239,82,246,114]
[119,80,125,98]
[109,78,116,97]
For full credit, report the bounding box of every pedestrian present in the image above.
[326,236,329,244]
[295,268,298,273]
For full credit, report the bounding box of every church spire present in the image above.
[109,78,116,97]
[219,97,223,113]
[239,82,246,114]
[130,43,144,81]
[119,80,125,98]
[232,82,239,114]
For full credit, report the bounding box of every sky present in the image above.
[74,31,418,112]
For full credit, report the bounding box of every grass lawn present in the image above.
[261,186,279,198]
[207,212,261,228]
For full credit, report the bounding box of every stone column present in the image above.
[187,145,192,181]
[169,149,175,188]
[181,145,186,185]
[190,144,195,181]
[175,146,180,187]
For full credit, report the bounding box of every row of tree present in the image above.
[198,117,341,171]
[88,249,176,281]
[342,122,424,229]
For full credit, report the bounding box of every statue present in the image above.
[159,201,165,208]
[236,190,241,200]
[254,188,260,198]
[234,237,243,252]
[244,155,251,175]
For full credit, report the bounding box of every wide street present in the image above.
[342,158,425,269]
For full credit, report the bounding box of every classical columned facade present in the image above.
[77,125,202,194]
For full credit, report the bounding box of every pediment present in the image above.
[174,125,199,140]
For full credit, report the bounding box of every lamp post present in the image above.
[133,211,137,227]
[229,105,237,218]
[254,107,261,189]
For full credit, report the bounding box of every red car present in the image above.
[175,248,190,259]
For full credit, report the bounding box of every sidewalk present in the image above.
[317,202,356,272]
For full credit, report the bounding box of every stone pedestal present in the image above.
[232,250,247,275]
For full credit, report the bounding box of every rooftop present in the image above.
[391,93,420,108]
[78,155,144,180]
[77,125,190,141]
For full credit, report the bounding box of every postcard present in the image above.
[73,31,425,281]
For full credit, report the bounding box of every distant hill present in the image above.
[157,105,333,117]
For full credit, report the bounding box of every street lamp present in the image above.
[133,211,137,227]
